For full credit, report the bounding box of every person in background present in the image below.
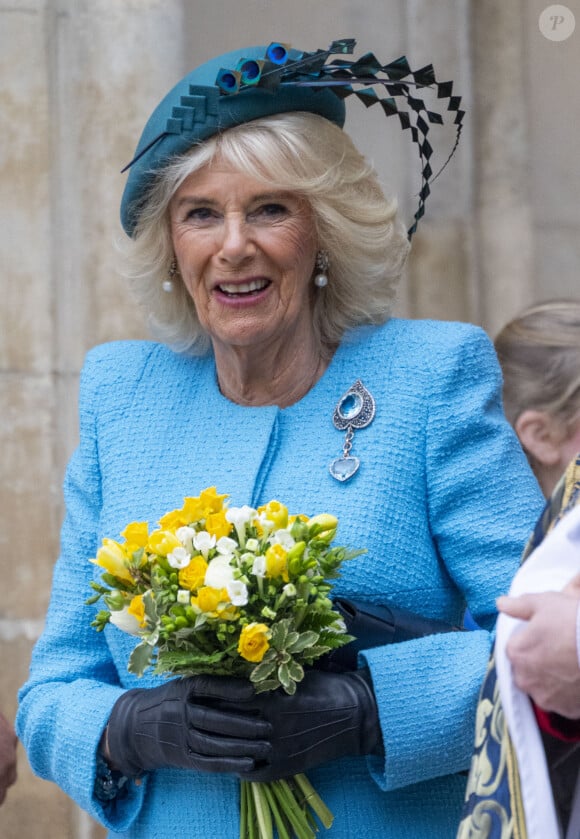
[494,299,580,498]
[0,711,17,805]
[16,40,544,839]
[495,301,580,735]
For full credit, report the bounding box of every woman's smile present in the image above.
[213,277,272,301]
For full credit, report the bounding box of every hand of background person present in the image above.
[497,585,580,719]
[0,711,17,805]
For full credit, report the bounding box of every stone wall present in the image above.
[1,1,578,836]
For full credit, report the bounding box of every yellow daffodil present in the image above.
[147,529,182,557]
[178,556,208,591]
[91,538,134,584]
[265,543,289,581]
[238,622,270,662]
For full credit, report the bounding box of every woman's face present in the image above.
[169,161,318,354]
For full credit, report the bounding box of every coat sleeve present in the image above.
[16,345,147,831]
[361,325,545,791]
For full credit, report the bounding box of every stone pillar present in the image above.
[403,0,476,322]
[471,0,535,337]
[0,2,66,834]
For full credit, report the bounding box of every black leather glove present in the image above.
[105,677,271,778]
[189,668,382,782]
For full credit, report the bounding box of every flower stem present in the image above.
[241,781,257,839]
[262,783,292,839]
[240,781,247,839]
[293,773,334,829]
[272,779,316,839]
[251,782,273,839]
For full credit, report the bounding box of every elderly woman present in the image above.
[17,41,543,838]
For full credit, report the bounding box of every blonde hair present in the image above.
[494,300,580,431]
[121,112,410,354]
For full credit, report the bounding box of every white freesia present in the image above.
[193,530,216,559]
[256,511,274,535]
[271,529,295,550]
[167,547,191,569]
[226,505,256,548]
[216,536,238,555]
[227,580,248,606]
[177,589,191,604]
[205,556,235,588]
[282,583,297,598]
[245,538,260,553]
[176,526,196,549]
[109,607,143,637]
[251,555,267,578]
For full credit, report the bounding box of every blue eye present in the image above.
[263,203,286,215]
[186,207,215,222]
[249,203,287,221]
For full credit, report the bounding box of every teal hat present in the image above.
[120,43,346,236]
[120,39,464,238]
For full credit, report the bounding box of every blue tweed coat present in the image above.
[17,319,544,838]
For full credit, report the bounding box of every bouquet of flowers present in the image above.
[88,486,362,839]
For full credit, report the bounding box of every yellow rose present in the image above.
[257,500,288,530]
[205,509,232,540]
[147,529,182,557]
[121,521,149,548]
[178,556,208,591]
[265,544,289,582]
[158,508,188,530]
[127,594,146,628]
[91,538,134,584]
[238,623,270,663]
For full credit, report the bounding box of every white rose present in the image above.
[205,556,234,588]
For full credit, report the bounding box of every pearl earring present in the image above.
[162,259,177,293]
[314,250,329,288]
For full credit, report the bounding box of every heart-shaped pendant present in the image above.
[329,455,360,482]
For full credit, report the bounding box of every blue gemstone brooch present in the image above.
[329,380,375,482]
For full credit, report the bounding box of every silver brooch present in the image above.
[329,380,376,482]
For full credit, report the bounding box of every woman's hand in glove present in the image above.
[104,677,271,778]
[190,668,382,782]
